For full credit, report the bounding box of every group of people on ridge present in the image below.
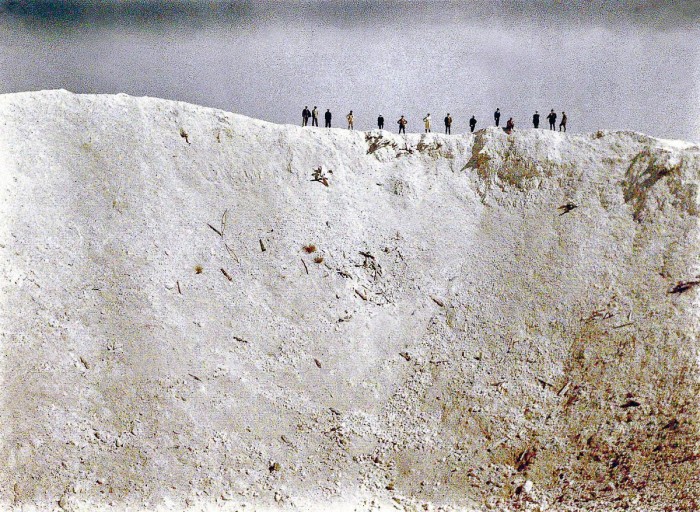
[530,109,567,131]
[303,106,568,133]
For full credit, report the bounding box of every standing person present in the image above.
[494,108,501,127]
[346,110,354,130]
[423,113,431,133]
[397,115,407,134]
[325,109,332,128]
[547,109,557,130]
[505,117,515,133]
[311,106,319,127]
[444,113,452,134]
[378,114,384,130]
[559,111,567,132]
[532,111,540,128]
[469,115,477,133]
[302,106,310,127]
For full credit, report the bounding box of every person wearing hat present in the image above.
[547,109,557,130]
[397,115,407,134]
[311,106,319,127]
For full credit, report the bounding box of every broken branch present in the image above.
[207,223,223,237]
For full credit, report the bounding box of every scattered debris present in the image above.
[431,295,445,307]
[194,265,203,274]
[558,202,578,215]
[355,289,368,301]
[303,244,317,253]
[537,377,554,390]
[313,255,324,264]
[220,268,233,281]
[259,239,267,252]
[314,358,322,368]
[207,223,223,237]
[516,446,537,472]
[179,128,190,144]
[620,399,641,408]
[224,243,240,264]
[301,258,309,274]
[281,435,292,445]
[662,418,680,431]
[176,280,182,294]
[311,166,330,186]
[220,209,228,237]
[188,373,202,382]
[668,278,700,294]
[557,380,571,396]
[612,322,634,329]
[269,462,281,473]
[79,356,90,370]
[233,336,249,343]
[399,352,411,361]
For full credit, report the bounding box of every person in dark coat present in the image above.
[302,106,310,127]
[397,115,407,134]
[505,117,515,133]
[559,112,567,132]
[494,108,501,127]
[532,111,540,128]
[444,113,452,134]
[325,109,332,128]
[311,106,319,127]
[378,115,384,130]
[547,109,557,130]
[469,115,477,133]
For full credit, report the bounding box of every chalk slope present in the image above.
[1,90,699,511]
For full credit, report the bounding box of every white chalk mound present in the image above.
[1,90,699,511]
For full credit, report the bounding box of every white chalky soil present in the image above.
[0,90,699,511]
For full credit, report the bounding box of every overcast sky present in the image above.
[1,1,698,141]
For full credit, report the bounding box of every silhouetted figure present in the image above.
[469,116,477,133]
[559,112,567,132]
[444,113,452,134]
[494,108,501,127]
[302,106,311,127]
[346,110,354,130]
[398,115,407,134]
[505,117,515,133]
[423,113,431,133]
[311,106,319,127]
[325,109,332,128]
[532,111,540,128]
[378,115,384,130]
[547,109,557,130]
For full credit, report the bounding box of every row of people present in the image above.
[301,106,568,133]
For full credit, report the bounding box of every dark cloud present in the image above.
[1,1,697,29]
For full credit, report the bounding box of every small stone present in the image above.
[165,282,175,290]
[274,491,282,502]
[523,480,533,494]
[269,461,281,472]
